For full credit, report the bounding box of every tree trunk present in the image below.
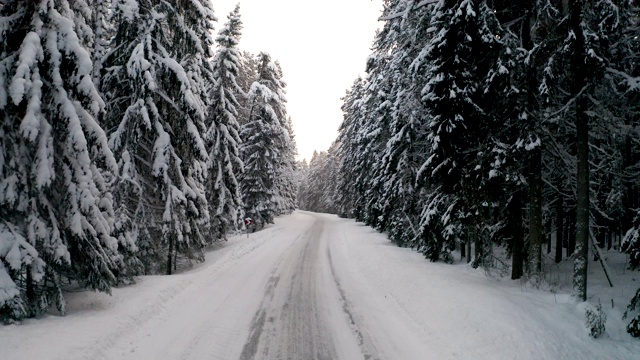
[522,6,542,276]
[571,0,589,302]
[529,148,543,275]
[26,266,35,314]
[568,208,576,257]
[555,194,564,263]
[546,219,552,254]
[466,234,472,264]
[475,235,481,267]
[461,240,466,260]
[166,233,174,275]
[511,191,524,279]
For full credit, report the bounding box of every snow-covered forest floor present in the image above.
[2,211,639,360]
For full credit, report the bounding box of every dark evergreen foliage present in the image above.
[299,0,640,338]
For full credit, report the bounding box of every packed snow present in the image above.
[1,211,639,359]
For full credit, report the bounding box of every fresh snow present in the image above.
[1,211,639,359]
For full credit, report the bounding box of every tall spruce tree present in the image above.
[103,0,211,275]
[240,52,290,227]
[379,0,433,249]
[532,0,629,301]
[412,0,503,263]
[295,158,310,210]
[336,77,368,219]
[276,115,298,214]
[0,0,121,320]
[206,4,244,239]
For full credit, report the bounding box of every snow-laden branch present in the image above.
[379,0,438,21]
[607,67,640,91]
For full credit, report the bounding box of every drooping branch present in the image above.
[379,0,438,21]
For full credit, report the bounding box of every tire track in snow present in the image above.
[71,277,195,360]
[238,252,285,360]
[239,218,339,360]
[327,246,380,360]
[78,225,289,360]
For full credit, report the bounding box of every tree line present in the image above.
[0,0,297,321]
[297,0,640,337]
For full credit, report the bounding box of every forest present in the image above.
[296,0,640,337]
[3,0,640,342]
[0,0,297,321]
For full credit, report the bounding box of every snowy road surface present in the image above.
[2,211,639,359]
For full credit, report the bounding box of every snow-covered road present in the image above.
[2,211,639,359]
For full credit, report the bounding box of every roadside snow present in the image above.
[1,211,638,359]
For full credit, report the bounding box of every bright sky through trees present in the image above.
[214,0,383,161]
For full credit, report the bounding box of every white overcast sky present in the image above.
[212,0,383,161]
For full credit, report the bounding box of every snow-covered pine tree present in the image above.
[240,52,290,227]
[260,60,296,216]
[103,0,211,275]
[300,149,340,214]
[535,0,631,301]
[181,0,217,122]
[379,0,433,248]
[336,77,368,219]
[603,0,640,337]
[206,3,244,240]
[0,0,122,319]
[338,0,402,231]
[412,0,503,263]
[276,115,298,214]
[471,0,545,277]
[83,0,112,87]
[236,50,259,126]
[295,158,310,210]
[300,151,324,212]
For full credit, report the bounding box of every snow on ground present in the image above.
[1,211,639,359]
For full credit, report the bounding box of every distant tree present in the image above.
[299,150,340,214]
[276,115,298,214]
[295,159,310,209]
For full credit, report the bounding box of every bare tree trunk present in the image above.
[529,148,543,275]
[546,219,552,254]
[510,191,524,279]
[571,0,589,302]
[474,229,483,268]
[568,208,576,257]
[26,267,35,315]
[166,233,174,275]
[523,4,542,276]
[466,233,472,264]
[555,194,564,263]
